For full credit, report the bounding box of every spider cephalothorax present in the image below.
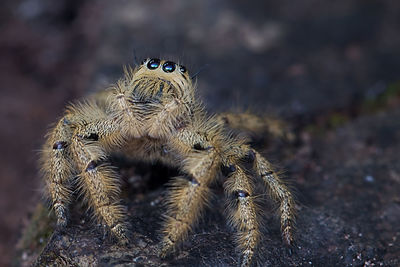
[41,58,295,266]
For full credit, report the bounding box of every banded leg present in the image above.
[71,135,129,243]
[41,117,75,227]
[254,150,295,245]
[159,148,220,257]
[224,166,259,267]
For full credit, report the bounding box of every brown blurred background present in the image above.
[1,0,399,266]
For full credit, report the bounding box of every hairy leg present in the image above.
[51,102,131,243]
[216,112,294,141]
[159,125,222,256]
[222,141,295,265]
[41,117,76,227]
[224,166,260,267]
[252,150,295,245]
[226,142,296,246]
[70,133,129,243]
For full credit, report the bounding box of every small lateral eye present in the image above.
[179,65,187,73]
[162,61,176,73]
[147,58,160,69]
[140,58,147,65]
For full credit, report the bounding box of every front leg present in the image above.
[159,128,221,256]
[41,116,76,228]
[65,102,130,243]
[70,133,129,243]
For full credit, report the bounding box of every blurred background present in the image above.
[0,0,399,266]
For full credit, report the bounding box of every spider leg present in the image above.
[216,112,294,141]
[252,149,295,246]
[57,101,130,243]
[224,165,260,267]
[159,128,221,257]
[41,117,76,227]
[222,142,295,265]
[70,133,129,243]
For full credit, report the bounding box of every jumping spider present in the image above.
[41,58,295,266]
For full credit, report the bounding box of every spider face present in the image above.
[133,58,192,99]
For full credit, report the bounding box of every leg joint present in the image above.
[85,160,98,172]
[53,141,68,150]
[79,133,99,141]
[235,190,250,198]
[242,149,256,163]
[261,170,273,177]
[221,164,236,176]
[193,142,213,151]
[187,174,200,185]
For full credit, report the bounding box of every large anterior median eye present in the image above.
[147,58,160,69]
[162,61,176,73]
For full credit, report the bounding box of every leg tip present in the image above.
[56,217,68,228]
[282,225,294,246]
[240,252,253,267]
[282,232,296,256]
[158,239,174,258]
[118,236,130,246]
[112,223,130,246]
[283,232,294,247]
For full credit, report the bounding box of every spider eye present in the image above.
[147,58,160,69]
[162,61,176,73]
[179,65,187,73]
[140,58,147,65]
